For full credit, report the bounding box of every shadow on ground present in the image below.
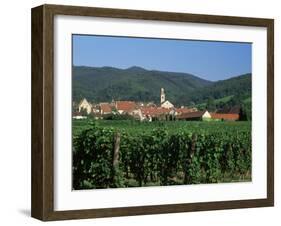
[18,209,30,217]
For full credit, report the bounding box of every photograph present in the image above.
[71,34,252,190]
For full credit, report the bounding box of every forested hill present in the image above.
[73,66,251,106]
[187,73,252,105]
[73,66,212,104]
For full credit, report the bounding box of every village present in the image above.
[73,88,240,122]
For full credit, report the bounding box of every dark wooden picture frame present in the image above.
[31,4,274,221]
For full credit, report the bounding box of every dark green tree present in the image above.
[240,102,252,121]
[206,97,216,112]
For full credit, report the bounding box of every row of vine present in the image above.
[73,124,251,189]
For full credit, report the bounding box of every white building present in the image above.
[160,88,174,109]
[78,98,92,114]
[161,100,174,109]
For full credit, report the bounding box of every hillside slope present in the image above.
[73,66,251,106]
[73,66,212,104]
[189,73,252,104]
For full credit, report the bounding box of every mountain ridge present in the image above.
[72,65,251,107]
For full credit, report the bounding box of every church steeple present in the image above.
[160,88,165,104]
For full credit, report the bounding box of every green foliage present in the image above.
[73,124,125,189]
[190,73,251,105]
[73,66,251,107]
[73,66,212,105]
[240,101,252,121]
[194,93,252,121]
[206,97,216,112]
[73,121,252,189]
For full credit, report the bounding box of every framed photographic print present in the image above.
[31,4,274,221]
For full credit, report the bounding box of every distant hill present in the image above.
[188,73,252,104]
[73,66,251,107]
[73,66,212,105]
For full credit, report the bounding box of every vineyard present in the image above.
[72,120,251,189]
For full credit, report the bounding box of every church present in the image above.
[160,88,174,109]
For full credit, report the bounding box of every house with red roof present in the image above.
[176,110,212,121]
[100,103,112,115]
[175,107,197,116]
[210,113,239,121]
[115,101,137,114]
[140,106,173,121]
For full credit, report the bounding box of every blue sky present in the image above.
[72,35,252,81]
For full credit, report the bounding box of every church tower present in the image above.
[160,88,165,104]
